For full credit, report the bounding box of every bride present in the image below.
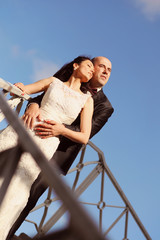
[0,56,94,239]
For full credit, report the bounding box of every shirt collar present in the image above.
[96,87,102,92]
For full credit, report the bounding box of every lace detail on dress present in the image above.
[40,78,90,125]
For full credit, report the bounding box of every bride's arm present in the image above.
[61,97,93,144]
[15,76,55,95]
[34,97,94,145]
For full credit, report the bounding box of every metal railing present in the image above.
[0,78,152,239]
[25,140,152,240]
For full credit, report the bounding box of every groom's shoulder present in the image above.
[95,89,108,102]
[95,89,114,111]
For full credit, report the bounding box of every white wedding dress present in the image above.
[0,78,90,239]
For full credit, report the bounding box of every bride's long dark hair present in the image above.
[53,56,92,82]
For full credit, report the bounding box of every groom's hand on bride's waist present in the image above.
[34,120,65,139]
[22,103,42,129]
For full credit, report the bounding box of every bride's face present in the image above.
[74,60,94,82]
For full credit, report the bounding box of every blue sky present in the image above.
[0,0,160,239]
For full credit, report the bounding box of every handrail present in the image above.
[0,78,30,100]
[0,78,31,123]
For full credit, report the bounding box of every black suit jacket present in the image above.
[28,89,114,174]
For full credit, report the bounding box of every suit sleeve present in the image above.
[90,98,114,138]
[26,92,45,108]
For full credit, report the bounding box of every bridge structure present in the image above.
[0,78,152,240]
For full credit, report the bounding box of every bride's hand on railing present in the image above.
[22,103,42,129]
[10,82,26,96]
[14,82,26,95]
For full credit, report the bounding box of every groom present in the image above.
[8,56,114,239]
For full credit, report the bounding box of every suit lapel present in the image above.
[92,89,104,101]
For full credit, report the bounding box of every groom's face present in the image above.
[90,57,112,88]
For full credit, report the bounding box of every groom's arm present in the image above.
[90,97,114,138]
[22,93,45,129]
[26,92,45,108]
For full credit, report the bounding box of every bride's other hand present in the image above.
[34,120,65,139]
[14,82,26,92]
[10,82,26,96]
[13,82,27,96]
[22,103,42,129]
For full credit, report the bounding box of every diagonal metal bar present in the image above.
[75,163,103,197]
[103,209,127,236]
[72,145,86,190]
[35,163,103,236]
[25,219,39,233]
[88,141,152,240]
[33,204,66,238]
[38,187,53,232]
[68,160,99,174]
[30,196,58,212]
